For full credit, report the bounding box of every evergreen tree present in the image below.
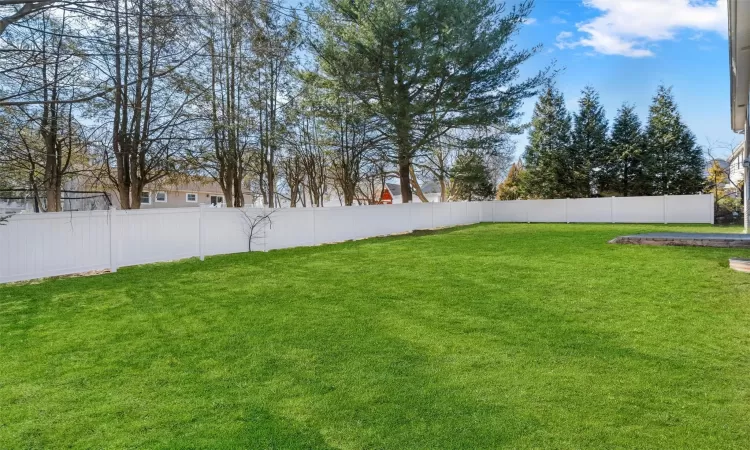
[450,152,496,201]
[571,86,608,196]
[522,85,574,199]
[643,86,705,195]
[603,104,648,196]
[496,160,525,200]
[311,0,546,202]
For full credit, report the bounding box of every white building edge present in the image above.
[729,0,750,232]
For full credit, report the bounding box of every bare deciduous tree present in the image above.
[252,1,299,207]
[0,12,90,211]
[239,208,274,251]
[1,0,59,37]
[96,0,200,209]
[279,151,305,207]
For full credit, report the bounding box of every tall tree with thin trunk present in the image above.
[0,12,87,211]
[187,0,256,207]
[251,0,299,207]
[95,0,198,209]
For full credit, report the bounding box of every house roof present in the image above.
[730,141,745,162]
[386,181,441,197]
[148,180,251,195]
[728,0,750,132]
[386,182,401,196]
[420,181,441,194]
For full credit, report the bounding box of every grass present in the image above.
[1,223,750,449]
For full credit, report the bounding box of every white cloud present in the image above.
[556,31,576,49]
[550,16,567,25]
[523,17,538,25]
[561,0,727,58]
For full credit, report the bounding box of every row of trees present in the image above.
[498,85,706,200]
[0,0,545,211]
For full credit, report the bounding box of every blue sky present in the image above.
[511,0,737,159]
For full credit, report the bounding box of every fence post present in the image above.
[565,198,569,224]
[663,195,668,224]
[312,207,318,245]
[199,204,205,261]
[109,206,118,273]
[611,196,615,224]
[709,193,715,225]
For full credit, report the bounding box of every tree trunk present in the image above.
[409,165,429,203]
[439,177,447,202]
[398,156,412,203]
[266,163,275,207]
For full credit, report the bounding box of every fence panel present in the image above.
[666,194,712,224]
[480,201,494,222]
[466,202,483,224]
[526,199,566,222]
[613,196,665,223]
[493,200,528,222]
[382,203,414,235]
[264,208,315,251]
[0,211,110,283]
[410,203,434,230]
[203,208,251,255]
[116,208,200,267]
[354,204,411,239]
[310,207,358,245]
[0,194,715,284]
[432,203,453,227]
[449,202,470,226]
[567,198,613,223]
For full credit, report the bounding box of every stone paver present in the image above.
[610,232,750,248]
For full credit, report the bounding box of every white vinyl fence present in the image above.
[0,194,713,284]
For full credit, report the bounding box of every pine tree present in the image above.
[571,86,608,197]
[522,85,574,199]
[311,0,546,202]
[643,86,705,195]
[603,104,648,196]
[450,152,496,201]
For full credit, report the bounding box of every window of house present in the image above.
[141,191,151,205]
[210,195,224,206]
[155,191,167,202]
[186,193,197,203]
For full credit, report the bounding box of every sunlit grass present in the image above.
[1,223,749,448]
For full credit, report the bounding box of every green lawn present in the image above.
[2,224,750,449]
